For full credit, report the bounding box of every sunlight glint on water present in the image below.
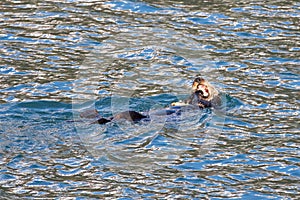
[0,0,299,199]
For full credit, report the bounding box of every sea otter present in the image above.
[82,77,220,124]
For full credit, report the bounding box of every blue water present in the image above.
[0,0,299,199]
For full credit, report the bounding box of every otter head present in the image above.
[192,78,211,99]
[192,77,218,101]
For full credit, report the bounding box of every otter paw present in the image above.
[171,101,189,106]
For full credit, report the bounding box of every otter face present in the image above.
[192,77,211,99]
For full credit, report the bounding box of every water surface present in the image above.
[0,0,299,199]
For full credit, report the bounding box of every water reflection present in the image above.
[1,0,299,199]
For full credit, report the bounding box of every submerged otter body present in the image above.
[112,111,147,122]
[94,111,147,124]
[82,77,221,125]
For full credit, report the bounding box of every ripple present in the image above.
[1,0,300,199]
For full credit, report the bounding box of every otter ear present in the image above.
[194,77,206,83]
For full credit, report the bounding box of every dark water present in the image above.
[1,0,299,199]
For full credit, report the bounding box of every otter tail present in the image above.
[96,117,112,124]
